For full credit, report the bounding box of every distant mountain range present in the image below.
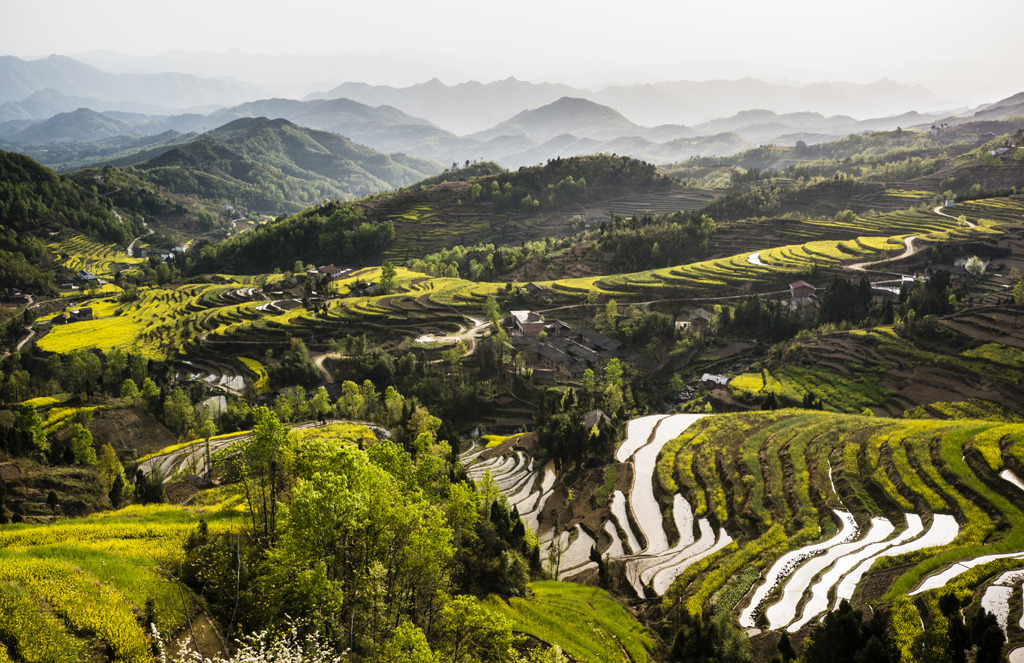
[0,55,262,110]
[1,54,1021,173]
[308,76,951,133]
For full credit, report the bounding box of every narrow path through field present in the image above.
[933,205,975,227]
[313,352,348,383]
[847,235,918,273]
[127,221,153,257]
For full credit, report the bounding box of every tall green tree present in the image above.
[14,403,47,460]
[380,260,397,295]
[236,407,289,543]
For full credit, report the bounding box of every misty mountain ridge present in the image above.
[471,97,661,142]
[3,53,1023,173]
[0,88,182,122]
[310,73,951,132]
[309,76,579,134]
[0,54,261,109]
[12,108,135,144]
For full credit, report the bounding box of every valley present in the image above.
[3,45,1024,663]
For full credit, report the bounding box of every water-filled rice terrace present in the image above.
[464,410,1024,652]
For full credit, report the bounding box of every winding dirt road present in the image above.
[847,235,919,273]
[933,205,974,227]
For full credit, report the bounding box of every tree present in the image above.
[580,369,597,408]
[97,444,125,492]
[439,595,521,663]
[603,358,623,389]
[141,377,160,402]
[604,299,618,330]
[14,403,47,460]
[777,631,796,661]
[197,415,217,482]
[336,380,367,419]
[119,378,140,402]
[71,423,97,466]
[965,255,986,278]
[164,387,196,436]
[483,296,500,326]
[109,475,125,508]
[46,490,58,515]
[235,407,288,543]
[377,622,440,663]
[380,259,397,295]
[311,386,332,423]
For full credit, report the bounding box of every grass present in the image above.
[483,581,652,663]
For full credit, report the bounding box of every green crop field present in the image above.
[0,504,238,661]
[484,581,653,663]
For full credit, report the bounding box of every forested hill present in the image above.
[0,150,144,292]
[128,117,443,214]
[197,154,673,273]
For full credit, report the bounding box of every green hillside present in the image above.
[0,151,144,292]
[132,117,442,213]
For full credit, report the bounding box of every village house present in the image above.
[68,307,94,322]
[318,265,349,280]
[510,310,545,336]
[544,320,572,337]
[789,281,818,310]
[688,308,713,330]
[581,408,611,430]
[524,282,552,301]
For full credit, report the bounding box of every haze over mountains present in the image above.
[1,53,1021,174]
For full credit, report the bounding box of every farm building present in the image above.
[510,310,545,336]
[688,308,713,329]
[68,307,93,322]
[524,282,552,301]
[789,281,818,310]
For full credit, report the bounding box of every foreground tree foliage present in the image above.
[799,601,893,663]
[670,611,751,663]
[181,407,546,661]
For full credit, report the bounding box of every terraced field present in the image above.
[0,504,238,661]
[37,197,1024,365]
[727,310,1024,415]
[50,235,146,278]
[467,410,1024,652]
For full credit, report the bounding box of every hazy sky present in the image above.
[3,0,1022,93]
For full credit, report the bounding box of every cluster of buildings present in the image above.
[51,307,93,325]
[507,310,645,384]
